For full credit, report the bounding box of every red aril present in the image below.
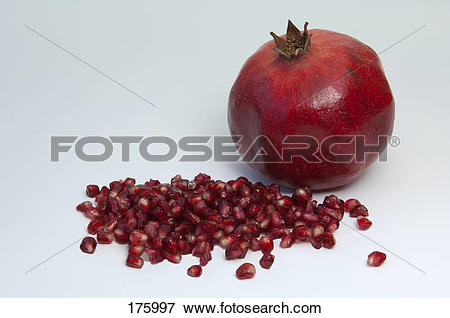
[187,265,202,277]
[80,237,97,254]
[259,254,275,269]
[236,263,256,280]
[357,217,373,230]
[367,251,386,267]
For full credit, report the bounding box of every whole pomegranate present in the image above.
[228,21,394,190]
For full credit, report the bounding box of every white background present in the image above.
[1,0,449,297]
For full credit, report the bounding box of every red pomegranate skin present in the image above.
[228,28,395,190]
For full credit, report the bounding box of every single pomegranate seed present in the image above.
[294,226,311,240]
[236,263,256,280]
[259,235,274,253]
[138,198,151,212]
[144,221,159,240]
[146,249,164,264]
[344,199,361,212]
[87,219,103,235]
[126,254,144,269]
[270,211,284,229]
[312,223,325,238]
[129,245,145,256]
[280,233,294,248]
[187,265,202,277]
[80,237,97,254]
[165,252,182,264]
[357,217,373,230]
[323,195,341,209]
[219,235,237,248]
[163,237,179,254]
[367,251,386,267]
[322,233,336,249]
[76,201,93,213]
[326,221,340,233]
[199,251,212,266]
[129,229,148,245]
[275,196,293,209]
[233,206,247,224]
[97,230,113,244]
[249,238,260,251]
[84,207,103,220]
[225,246,242,260]
[259,254,275,269]
[113,228,129,244]
[350,205,369,217]
[86,185,100,198]
[310,236,323,249]
[292,187,312,205]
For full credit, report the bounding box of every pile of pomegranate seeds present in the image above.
[77,173,379,278]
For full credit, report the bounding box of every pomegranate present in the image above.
[228,21,395,189]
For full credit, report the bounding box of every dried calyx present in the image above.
[270,20,311,59]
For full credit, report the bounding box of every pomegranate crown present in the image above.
[270,20,311,59]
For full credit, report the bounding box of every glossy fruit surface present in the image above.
[228,21,394,189]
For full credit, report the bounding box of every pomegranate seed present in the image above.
[260,236,274,253]
[344,199,361,212]
[187,265,202,277]
[323,195,341,209]
[367,251,386,267]
[199,251,212,266]
[280,233,294,248]
[86,185,100,198]
[146,249,164,264]
[144,221,159,240]
[357,217,372,230]
[259,254,274,269]
[249,238,260,251]
[129,245,145,256]
[76,201,93,213]
[312,223,325,238]
[219,235,237,248]
[97,230,113,244]
[84,207,103,220]
[350,205,369,217]
[113,229,129,244]
[270,211,284,229]
[163,237,178,254]
[294,227,311,240]
[138,198,151,212]
[322,233,336,249]
[80,237,97,254]
[292,187,312,205]
[87,219,103,235]
[126,254,144,269]
[129,229,148,245]
[225,246,242,260]
[233,206,247,224]
[236,263,256,280]
[310,237,323,249]
[165,252,182,264]
[275,196,293,209]
[326,221,340,233]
